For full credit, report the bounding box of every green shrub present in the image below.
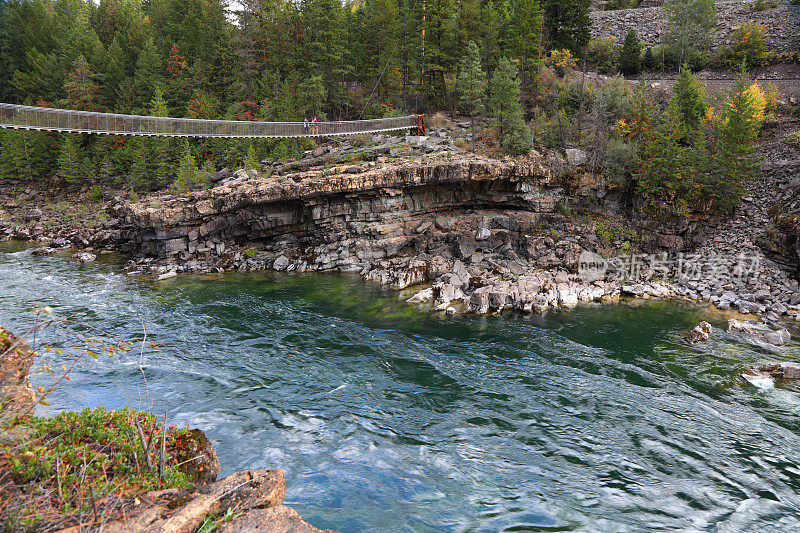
[788,131,800,150]
[730,22,768,68]
[598,77,635,124]
[89,185,104,202]
[4,407,192,529]
[603,139,637,185]
[587,37,619,74]
[557,80,594,114]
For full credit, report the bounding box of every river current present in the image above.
[2,242,800,532]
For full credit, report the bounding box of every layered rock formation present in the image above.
[118,155,598,281]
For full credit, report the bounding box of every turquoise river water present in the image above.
[2,241,800,532]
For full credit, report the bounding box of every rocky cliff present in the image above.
[118,154,610,285]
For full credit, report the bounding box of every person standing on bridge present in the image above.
[303,118,309,135]
[312,116,318,135]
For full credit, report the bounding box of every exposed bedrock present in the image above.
[117,156,614,285]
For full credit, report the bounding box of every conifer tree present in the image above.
[297,76,328,120]
[58,135,86,183]
[543,0,591,57]
[134,37,163,109]
[65,55,102,111]
[129,138,149,189]
[642,47,657,71]
[502,114,532,156]
[672,66,706,133]
[174,141,200,192]
[663,0,716,66]
[244,143,259,171]
[618,30,642,76]
[103,35,127,109]
[490,58,530,155]
[490,57,522,137]
[710,70,764,212]
[634,102,694,218]
[457,41,487,152]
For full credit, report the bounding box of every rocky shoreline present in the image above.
[2,122,799,341]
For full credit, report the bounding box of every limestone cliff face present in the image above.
[118,155,608,283]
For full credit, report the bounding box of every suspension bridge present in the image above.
[0,103,425,138]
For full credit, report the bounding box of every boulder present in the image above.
[71,251,97,263]
[565,148,589,166]
[217,505,337,533]
[273,255,290,271]
[684,321,712,344]
[174,428,221,484]
[407,287,434,303]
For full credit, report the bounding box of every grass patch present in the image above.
[1,407,193,531]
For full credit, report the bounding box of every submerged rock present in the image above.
[684,321,712,344]
[71,251,96,263]
[728,318,791,347]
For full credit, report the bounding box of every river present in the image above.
[2,241,800,531]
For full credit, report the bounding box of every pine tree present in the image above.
[502,114,532,156]
[635,102,695,218]
[490,58,530,155]
[103,35,127,109]
[543,0,591,57]
[506,0,543,93]
[672,66,706,133]
[150,86,169,117]
[58,135,86,183]
[303,0,347,117]
[64,55,102,111]
[244,143,259,171]
[133,37,163,109]
[457,41,487,152]
[490,57,522,137]
[642,47,657,71]
[174,141,200,192]
[129,138,149,190]
[710,70,764,212]
[297,76,328,120]
[618,30,642,76]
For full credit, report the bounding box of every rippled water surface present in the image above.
[2,242,800,532]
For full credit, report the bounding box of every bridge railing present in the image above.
[0,103,420,138]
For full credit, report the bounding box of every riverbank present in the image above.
[0,326,336,532]
[2,116,799,339]
[2,251,800,530]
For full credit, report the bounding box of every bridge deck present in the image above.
[0,103,421,138]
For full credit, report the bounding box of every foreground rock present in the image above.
[103,469,335,533]
[0,327,36,422]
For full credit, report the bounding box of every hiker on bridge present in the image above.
[303,118,309,135]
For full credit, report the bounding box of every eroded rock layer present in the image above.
[118,155,599,283]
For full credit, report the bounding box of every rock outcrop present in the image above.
[105,468,335,533]
[0,327,36,420]
[590,0,800,53]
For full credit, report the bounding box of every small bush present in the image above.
[789,131,800,149]
[587,37,619,74]
[603,139,637,185]
[557,81,594,114]
[89,185,103,202]
[598,77,635,123]
[545,49,578,76]
[730,22,768,69]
